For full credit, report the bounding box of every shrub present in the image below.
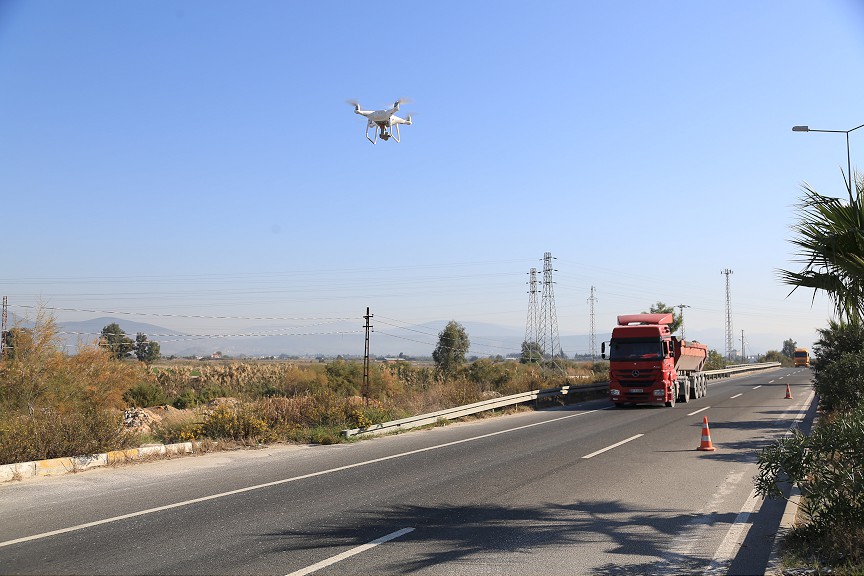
[201,403,274,443]
[171,389,198,410]
[754,407,864,566]
[124,382,168,408]
[812,352,864,414]
[152,413,203,444]
[0,404,133,465]
[812,320,864,374]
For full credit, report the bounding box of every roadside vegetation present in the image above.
[0,311,609,466]
[755,176,864,574]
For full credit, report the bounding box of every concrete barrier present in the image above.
[1,441,202,484]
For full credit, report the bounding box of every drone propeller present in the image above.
[345,99,361,111]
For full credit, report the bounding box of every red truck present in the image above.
[601,313,708,407]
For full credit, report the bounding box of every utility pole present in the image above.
[363,307,373,404]
[741,330,745,364]
[721,269,734,361]
[675,303,690,339]
[588,286,598,361]
[0,296,7,359]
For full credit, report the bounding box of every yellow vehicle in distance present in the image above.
[793,348,810,367]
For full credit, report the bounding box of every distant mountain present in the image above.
[56,317,185,353]
[43,317,790,359]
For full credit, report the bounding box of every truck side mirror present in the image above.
[601,342,606,359]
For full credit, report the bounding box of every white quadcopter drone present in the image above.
[347,99,412,144]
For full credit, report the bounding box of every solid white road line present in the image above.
[687,406,710,416]
[0,408,602,548]
[704,488,761,574]
[285,527,414,576]
[581,434,644,459]
[730,393,743,399]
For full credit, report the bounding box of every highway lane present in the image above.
[0,367,815,575]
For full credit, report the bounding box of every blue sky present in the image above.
[2,1,863,356]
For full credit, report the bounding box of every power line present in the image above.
[9,304,354,322]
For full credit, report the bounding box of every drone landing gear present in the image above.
[364,123,400,144]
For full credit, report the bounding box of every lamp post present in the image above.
[793,123,864,202]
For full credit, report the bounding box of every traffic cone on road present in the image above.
[697,416,716,451]
[785,383,793,399]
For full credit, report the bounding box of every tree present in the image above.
[134,332,161,363]
[99,323,134,360]
[642,302,683,335]
[779,178,864,323]
[761,350,786,364]
[520,340,543,363]
[432,320,470,376]
[704,349,726,370]
[781,338,797,358]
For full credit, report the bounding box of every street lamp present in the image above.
[793,122,864,202]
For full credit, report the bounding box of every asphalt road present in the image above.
[0,367,816,575]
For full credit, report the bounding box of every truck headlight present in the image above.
[610,389,620,396]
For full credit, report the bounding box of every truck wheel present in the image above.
[665,384,677,407]
[690,376,698,400]
[701,376,708,397]
[679,379,690,403]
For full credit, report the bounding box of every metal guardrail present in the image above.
[341,361,782,438]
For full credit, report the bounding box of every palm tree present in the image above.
[779,174,864,323]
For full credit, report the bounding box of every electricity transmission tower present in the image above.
[588,286,598,361]
[523,268,541,361]
[721,269,734,360]
[675,303,690,339]
[538,252,562,361]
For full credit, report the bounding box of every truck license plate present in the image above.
[629,388,643,393]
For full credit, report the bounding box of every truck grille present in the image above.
[612,368,660,382]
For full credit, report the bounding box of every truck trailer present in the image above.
[601,313,709,407]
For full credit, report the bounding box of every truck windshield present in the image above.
[609,340,662,360]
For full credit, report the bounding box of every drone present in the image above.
[347,99,412,144]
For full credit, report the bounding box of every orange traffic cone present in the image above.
[697,416,716,451]
[785,383,793,399]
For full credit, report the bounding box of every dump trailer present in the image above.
[793,348,810,368]
[602,313,709,407]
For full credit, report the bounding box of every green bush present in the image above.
[812,320,864,374]
[171,389,198,410]
[812,352,864,414]
[755,407,864,566]
[123,382,168,408]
